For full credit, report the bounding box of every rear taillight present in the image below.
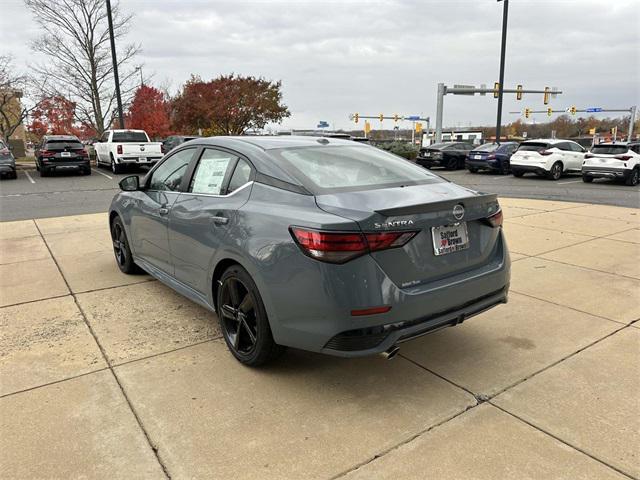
[40,149,55,157]
[80,148,88,157]
[117,144,123,155]
[584,153,594,159]
[486,209,503,228]
[487,154,497,160]
[614,155,632,160]
[539,150,553,156]
[290,227,418,264]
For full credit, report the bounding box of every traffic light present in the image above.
[543,86,550,105]
[611,126,617,136]
[354,113,359,124]
[379,113,384,122]
[516,84,523,101]
[415,122,423,133]
[493,82,500,98]
[547,107,553,117]
[524,108,531,119]
[569,106,577,116]
[393,114,399,122]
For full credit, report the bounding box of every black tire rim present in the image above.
[632,170,639,185]
[219,277,258,354]
[111,159,116,173]
[552,164,562,179]
[111,222,127,267]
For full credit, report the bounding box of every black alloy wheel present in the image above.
[217,265,284,366]
[110,216,141,274]
[625,168,639,186]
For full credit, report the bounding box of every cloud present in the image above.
[2,0,638,130]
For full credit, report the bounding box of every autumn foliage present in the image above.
[126,85,171,139]
[172,74,290,135]
[29,95,77,137]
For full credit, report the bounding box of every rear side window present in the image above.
[190,149,237,195]
[475,143,500,152]
[45,140,83,150]
[556,142,572,151]
[591,145,629,155]
[270,145,442,194]
[518,142,549,152]
[112,131,149,142]
[227,159,253,193]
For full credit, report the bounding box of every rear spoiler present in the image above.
[375,193,498,217]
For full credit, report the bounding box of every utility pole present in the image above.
[435,83,445,143]
[106,0,124,129]
[495,0,509,144]
[629,105,637,141]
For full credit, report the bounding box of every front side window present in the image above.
[569,142,585,152]
[149,148,195,191]
[190,149,237,195]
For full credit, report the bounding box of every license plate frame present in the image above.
[138,157,147,162]
[474,155,482,160]
[431,222,470,256]
[60,151,71,157]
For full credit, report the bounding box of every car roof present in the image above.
[193,135,356,151]
[522,138,576,144]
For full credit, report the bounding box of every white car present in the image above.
[582,142,640,186]
[95,129,163,174]
[510,139,587,180]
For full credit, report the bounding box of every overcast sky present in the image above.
[1,0,639,131]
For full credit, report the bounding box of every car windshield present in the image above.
[45,139,83,150]
[590,145,629,155]
[112,131,149,142]
[518,142,549,152]
[271,145,444,194]
[474,143,500,152]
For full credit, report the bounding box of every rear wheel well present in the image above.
[109,211,119,228]
[212,259,241,311]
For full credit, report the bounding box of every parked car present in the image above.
[162,135,201,154]
[466,142,519,174]
[109,136,510,366]
[35,135,90,177]
[0,139,17,179]
[95,129,163,174]
[510,139,586,180]
[582,142,640,186]
[416,142,472,170]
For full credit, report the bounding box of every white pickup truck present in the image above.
[95,129,163,174]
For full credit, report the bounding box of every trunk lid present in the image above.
[120,143,163,156]
[315,183,501,288]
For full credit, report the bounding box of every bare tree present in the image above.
[0,55,39,143]
[25,0,139,135]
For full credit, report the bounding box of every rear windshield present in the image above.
[518,142,549,152]
[590,145,628,155]
[45,140,83,150]
[112,131,149,142]
[425,143,450,150]
[270,145,444,194]
[474,143,500,152]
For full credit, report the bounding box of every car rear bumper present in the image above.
[42,160,90,170]
[416,157,442,167]
[510,164,548,175]
[582,166,632,180]
[0,163,16,173]
[466,159,501,170]
[117,156,162,164]
[264,231,511,357]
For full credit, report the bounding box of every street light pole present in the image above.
[495,0,509,144]
[106,0,124,129]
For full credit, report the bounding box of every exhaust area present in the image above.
[380,345,400,360]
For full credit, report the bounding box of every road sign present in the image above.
[406,115,420,121]
[586,107,603,113]
[317,121,329,128]
[453,84,475,95]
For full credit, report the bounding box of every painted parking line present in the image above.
[23,171,36,184]
[92,168,113,180]
[557,180,582,185]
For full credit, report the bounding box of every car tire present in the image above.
[582,175,594,183]
[9,170,17,179]
[500,161,510,175]
[468,167,478,173]
[110,216,143,274]
[625,167,639,186]
[217,264,285,367]
[39,167,49,177]
[512,170,525,177]
[83,167,91,175]
[548,162,563,180]
[111,156,121,174]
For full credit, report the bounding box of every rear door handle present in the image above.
[158,207,170,216]
[212,216,229,225]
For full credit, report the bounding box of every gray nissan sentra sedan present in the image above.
[109,136,510,366]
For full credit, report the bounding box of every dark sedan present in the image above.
[0,139,17,179]
[35,135,91,177]
[466,142,519,175]
[416,142,473,170]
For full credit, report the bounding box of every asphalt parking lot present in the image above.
[1,162,637,222]
[1,198,638,479]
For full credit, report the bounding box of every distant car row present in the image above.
[417,140,640,186]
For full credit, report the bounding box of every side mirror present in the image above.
[119,175,140,192]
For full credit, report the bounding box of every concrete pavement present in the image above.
[0,198,638,479]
